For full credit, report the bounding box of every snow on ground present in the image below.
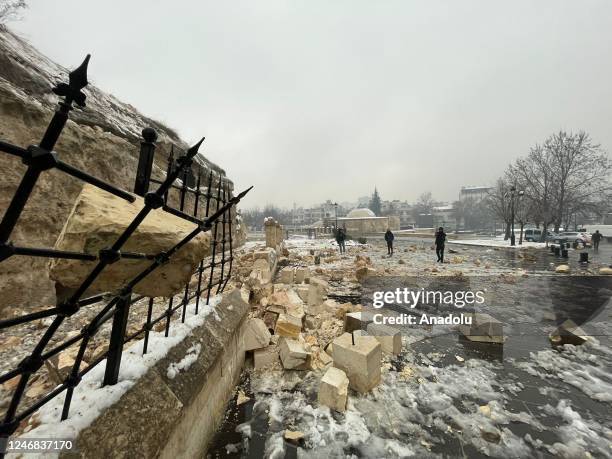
[448,237,547,249]
[9,296,222,458]
[213,236,611,458]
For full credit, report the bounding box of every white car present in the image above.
[554,232,591,245]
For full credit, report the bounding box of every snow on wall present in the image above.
[10,297,222,458]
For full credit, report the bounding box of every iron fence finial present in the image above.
[52,54,90,108]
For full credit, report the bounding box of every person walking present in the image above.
[384,229,395,255]
[435,227,446,262]
[336,227,346,254]
[592,230,602,251]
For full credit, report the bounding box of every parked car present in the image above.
[552,232,591,246]
[523,229,552,242]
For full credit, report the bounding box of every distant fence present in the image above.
[0,54,251,450]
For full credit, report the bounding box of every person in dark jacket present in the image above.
[592,230,602,250]
[435,227,446,262]
[335,227,346,254]
[384,229,395,255]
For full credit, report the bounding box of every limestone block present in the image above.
[253,345,280,369]
[243,318,271,351]
[253,248,276,266]
[318,367,349,412]
[344,311,376,333]
[305,314,322,330]
[332,332,381,393]
[49,184,210,298]
[279,338,311,370]
[279,267,295,284]
[264,218,277,248]
[366,323,402,355]
[295,267,310,284]
[296,285,310,302]
[457,313,504,344]
[253,258,271,274]
[308,277,329,306]
[275,313,302,338]
[262,311,278,332]
[549,319,590,346]
[318,350,333,367]
[355,266,377,283]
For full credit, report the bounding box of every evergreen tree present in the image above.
[369,187,382,216]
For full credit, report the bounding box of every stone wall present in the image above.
[264,217,285,250]
[0,27,244,313]
[60,287,251,459]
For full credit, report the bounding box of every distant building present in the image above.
[381,199,414,228]
[318,207,400,237]
[291,200,346,227]
[459,186,492,202]
[432,204,457,231]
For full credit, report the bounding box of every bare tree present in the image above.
[0,0,27,23]
[508,144,557,241]
[544,131,612,231]
[485,178,513,239]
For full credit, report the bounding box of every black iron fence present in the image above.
[0,55,251,449]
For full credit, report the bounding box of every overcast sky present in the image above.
[10,0,612,209]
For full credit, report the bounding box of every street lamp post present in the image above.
[333,202,338,230]
[508,186,524,247]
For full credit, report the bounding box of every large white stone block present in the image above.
[275,313,302,338]
[332,332,381,393]
[279,338,311,370]
[318,367,349,412]
[366,323,402,355]
[50,184,210,297]
[243,318,271,351]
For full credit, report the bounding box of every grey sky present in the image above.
[10,0,612,209]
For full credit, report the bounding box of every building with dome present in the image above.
[346,208,376,218]
[316,207,400,237]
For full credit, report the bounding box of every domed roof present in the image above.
[347,208,376,218]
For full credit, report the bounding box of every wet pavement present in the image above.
[208,238,612,458]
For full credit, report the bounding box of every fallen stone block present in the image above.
[253,345,280,369]
[344,311,376,333]
[457,313,504,344]
[50,184,210,298]
[332,332,381,393]
[279,338,311,370]
[295,285,310,302]
[243,318,271,351]
[318,350,333,367]
[355,266,377,283]
[275,313,302,338]
[295,267,310,284]
[279,267,295,284]
[599,267,612,275]
[318,367,349,412]
[304,314,322,330]
[284,430,305,444]
[549,319,590,346]
[366,323,402,355]
[220,287,251,311]
[262,311,279,332]
[308,277,329,306]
